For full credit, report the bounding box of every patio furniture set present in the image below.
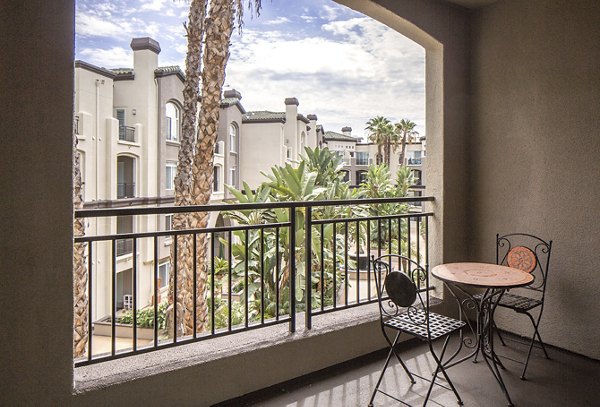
[369,233,553,406]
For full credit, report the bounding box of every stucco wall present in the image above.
[0,0,474,405]
[469,0,600,359]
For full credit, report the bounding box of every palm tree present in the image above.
[72,132,88,357]
[394,119,419,167]
[365,116,394,166]
[170,0,263,337]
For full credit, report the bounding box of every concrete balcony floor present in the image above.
[218,333,600,406]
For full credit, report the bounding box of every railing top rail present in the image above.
[75,196,434,218]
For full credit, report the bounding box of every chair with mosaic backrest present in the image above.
[369,254,465,407]
[494,233,553,380]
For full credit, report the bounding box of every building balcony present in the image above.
[119,125,136,142]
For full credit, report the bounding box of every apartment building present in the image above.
[73,37,320,321]
[319,126,426,187]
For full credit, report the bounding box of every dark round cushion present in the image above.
[385,271,417,307]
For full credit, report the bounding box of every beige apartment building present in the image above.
[74,37,321,322]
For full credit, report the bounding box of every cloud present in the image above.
[79,46,132,67]
[300,15,317,23]
[140,0,165,11]
[264,16,291,25]
[76,12,133,37]
[320,5,340,21]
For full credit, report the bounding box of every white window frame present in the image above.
[229,123,238,153]
[158,261,171,289]
[165,163,177,190]
[166,102,180,142]
[213,166,221,192]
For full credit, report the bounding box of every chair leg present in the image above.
[385,330,416,383]
[426,336,463,406]
[494,321,507,346]
[520,312,549,380]
[370,331,414,406]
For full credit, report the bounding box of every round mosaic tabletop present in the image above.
[431,262,534,288]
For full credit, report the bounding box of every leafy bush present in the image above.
[119,302,167,330]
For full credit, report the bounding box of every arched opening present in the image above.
[117,155,136,199]
[165,101,181,142]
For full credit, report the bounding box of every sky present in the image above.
[75,0,425,139]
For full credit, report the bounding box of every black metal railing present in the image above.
[73,196,433,366]
[119,126,136,142]
[407,158,422,165]
[117,183,135,199]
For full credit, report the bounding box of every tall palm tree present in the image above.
[394,119,419,167]
[168,0,208,338]
[171,0,262,337]
[365,116,393,166]
[72,132,88,357]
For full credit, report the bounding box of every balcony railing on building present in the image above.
[73,196,433,366]
[119,126,136,142]
[407,157,422,166]
[117,183,135,199]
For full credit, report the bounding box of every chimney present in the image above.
[223,89,242,100]
[342,126,352,136]
[130,37,160,78]
[306,114,318,149]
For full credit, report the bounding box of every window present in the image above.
[229,123,238,153]
[117,156,136,198]
[116,108,126,139]
[356,151,369,166]
[356,170,368,185]
[215,141,223,155]
[229,167,237,188]
[166,163,176,190]
[166,102,180,142]
[158,261,170,289]
[341,170,350,182]
[213,166,221,192]
[165,214,173,231]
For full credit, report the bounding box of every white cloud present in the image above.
[320,5,339,21]
[76,12,133,37]
[264,16,291,25]
[300,15,317,23]
[140,0,165,11]
[79,47,132,68]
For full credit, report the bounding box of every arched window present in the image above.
[229,122,238,153]
[213,166,221,192]
[117,156,136,198]
[356,170,368,185]
[166,102,180,142]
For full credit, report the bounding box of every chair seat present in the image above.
[498,292,542,311]
[384,309,465,341]
[473,292,542,312]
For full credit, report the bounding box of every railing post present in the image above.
[305,205,312,330]
[289,207,296,333]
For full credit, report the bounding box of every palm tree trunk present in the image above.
[73,132,88,358]
[384,139,391,167]
[188,0,236,334]
[170,0,208,338]
[399,134,408,167]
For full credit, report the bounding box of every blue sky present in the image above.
[76,0,425,138]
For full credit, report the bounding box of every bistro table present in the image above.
[431,262,534,407]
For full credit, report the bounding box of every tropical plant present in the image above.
[119,302,168,330]
[365,116,394,166]
[394,118,419,167]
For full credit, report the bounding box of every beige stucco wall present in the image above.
[469,0,600,359]
[239,122,285,188]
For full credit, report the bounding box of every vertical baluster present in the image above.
[193,233,197,339]
[111,239,116,356]
[245,229,249,327]
[275,227,280,321]
[260,227,265,325]
[289,207,296,333]
[407,217,412,262]
[344,220,348,307]
[132,237,137,351]
[228,230,232,331]
[332,221,337,309]
[153,236,158,348]
[211,231,215,335]
[416,216,421,267]
[377,219,382,258]
[356,220,360,304]
[87,241,93,360]
[173,235,178,344]
[366,220,371,301]
[320,223,324,311]
[305,206,312,329]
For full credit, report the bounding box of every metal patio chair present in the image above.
[491,233,553,380]
[369,254,465,407]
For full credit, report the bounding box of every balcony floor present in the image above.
[217,332,600,406]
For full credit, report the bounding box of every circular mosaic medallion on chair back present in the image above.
[385,271,417,307]
[507,246,537,273]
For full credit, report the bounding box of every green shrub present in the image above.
[119,302,167,330]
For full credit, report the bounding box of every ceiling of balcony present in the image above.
[445,0,499,9]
